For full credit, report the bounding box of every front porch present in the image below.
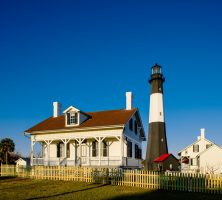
[31,135,125,167]
[180,156,199,173]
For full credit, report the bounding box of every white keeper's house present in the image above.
[24,92,146,168]
[178,128,222,174]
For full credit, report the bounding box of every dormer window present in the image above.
[67,112,78,125]
[63,105,90,127]
[70,112,78,124]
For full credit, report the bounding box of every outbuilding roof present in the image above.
[153,154,171,162]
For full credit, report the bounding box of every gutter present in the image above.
[24,132,31,139]
[25,124,125,135]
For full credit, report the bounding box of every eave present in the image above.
[24,124,125,135]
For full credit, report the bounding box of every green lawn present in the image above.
[0,177,221,200]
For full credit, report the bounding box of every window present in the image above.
[135,144,142,159]
[70,112,78,124]
[66,143,70,158]
[193,144,199,153]
[127,140,132,157]
[67,112,78,125]
[206,144,212,149]
[92,141,98,157]
[129,119,133,131]
[139,148,142,159]
[57,142,70,158]
[102,141,108,157]
[134,121,138,134]
[57,142,64,158]
[135,144,138,158]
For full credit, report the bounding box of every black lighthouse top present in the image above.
[149,64,165,94]
[149,64,165,83]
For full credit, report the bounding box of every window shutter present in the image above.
[103,141,107,157]
[92,141,97,157]
[75,112,78,124]
[67,113,70,125]
[57,143,60,158]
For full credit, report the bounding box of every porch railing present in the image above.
[33,156,123,166]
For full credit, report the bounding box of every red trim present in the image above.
[153,153,171,162]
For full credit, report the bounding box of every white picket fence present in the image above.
[1,165,222,194]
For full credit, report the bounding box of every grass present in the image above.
[0,177,221,200]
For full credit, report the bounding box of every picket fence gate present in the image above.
[1,165,222,194]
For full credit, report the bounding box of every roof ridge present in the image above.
[86,108,137,114]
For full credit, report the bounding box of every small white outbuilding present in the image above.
[15,158,30,168]
[178,128,222,174]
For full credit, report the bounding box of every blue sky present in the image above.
[0,0,222,158]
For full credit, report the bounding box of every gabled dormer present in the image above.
[63,106,90,127]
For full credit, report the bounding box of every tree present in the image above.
[206,163,221,174]
[0,138,15,164]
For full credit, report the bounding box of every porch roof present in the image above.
[25,108,137,133]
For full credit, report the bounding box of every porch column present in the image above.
[47,143,50,166]
[88,141,91,166]
[76,138,84,166]
[99,137,101,166]
[80,141,82,166]
[121,136,124,166]
[115,136,122,166]
[30,137,35,166]
[44,140,53,166]
[107,141,109,167]
[41,142,44,158]
[61,139,70,166]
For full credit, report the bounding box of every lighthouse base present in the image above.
[145,122,168,171]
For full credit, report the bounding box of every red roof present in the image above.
[25,109,137,133]
[153,154,171,162]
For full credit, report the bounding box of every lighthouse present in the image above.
[145,64,168,171]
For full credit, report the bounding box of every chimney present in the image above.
[53,102,62,118]
[200,128,205,139]
[126,92,133,110]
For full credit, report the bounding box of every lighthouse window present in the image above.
[129,119,133,131]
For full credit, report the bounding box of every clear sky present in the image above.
[0,0,222,158]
